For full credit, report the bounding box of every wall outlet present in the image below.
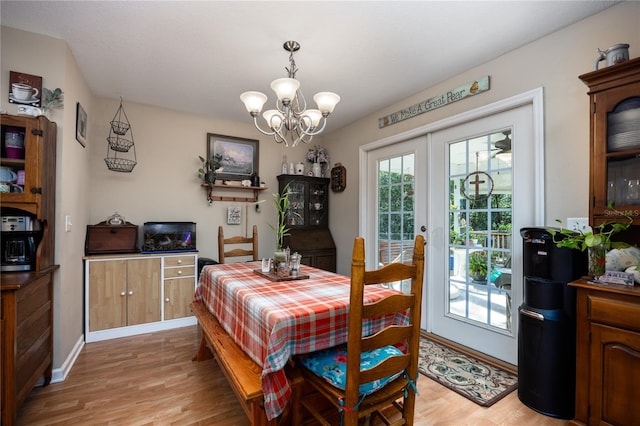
[566,217,590,234]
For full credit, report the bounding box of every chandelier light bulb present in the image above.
[262,109,283,129]
[271,78,300,103]
[303,109,323,128]
[240,91,268,114]
[313,92,340,114]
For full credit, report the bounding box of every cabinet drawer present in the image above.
[164,266,195,279]
[588,294,640,331]
[164,256,195,268]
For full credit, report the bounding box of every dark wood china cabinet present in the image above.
[571,58,640,426]
[579,57,640,245]
[278,175,336,272]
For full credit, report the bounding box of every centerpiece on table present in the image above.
[269,182,300,274]
[306,146,329,177]
[549,214,634,277]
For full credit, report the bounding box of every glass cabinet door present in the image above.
[606,96,640,208]
[308,182,328,227]
[1,116,39,204]
[286,181,306,226]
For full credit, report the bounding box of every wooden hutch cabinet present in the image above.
[278,174,336,272]
[1,114,58,426]
[569,280,640,426]
[579,57,640,235]
[570,59,640,426]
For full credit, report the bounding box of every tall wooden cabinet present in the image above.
[569,280,640,426]
[579,57,640,244]
[570,59,640,426]
[1,114,57,426]
[278,175,336,272]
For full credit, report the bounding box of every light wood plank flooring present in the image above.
[17,326,569,425]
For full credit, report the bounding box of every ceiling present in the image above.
[1,1,618,132]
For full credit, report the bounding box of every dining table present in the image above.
[194,261,406,421]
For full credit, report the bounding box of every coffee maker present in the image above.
[1,215,41,272]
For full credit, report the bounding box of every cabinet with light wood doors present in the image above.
[85,252,197,342]
[579,57,640,244]
[569,280,640,426]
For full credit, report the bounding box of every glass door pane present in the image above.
[448,131,513,331]
[377,153,415,291]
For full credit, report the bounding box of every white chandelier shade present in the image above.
[240,41,340,147]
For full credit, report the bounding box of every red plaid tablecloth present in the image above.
[194,261,404,420]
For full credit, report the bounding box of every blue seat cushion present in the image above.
[299,344,404,396]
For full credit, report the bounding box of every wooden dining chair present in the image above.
[298,235,425,426]
[218,225,259,264]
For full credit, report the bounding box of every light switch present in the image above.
[65,215,72,232]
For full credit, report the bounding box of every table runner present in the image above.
[194,261,404,420]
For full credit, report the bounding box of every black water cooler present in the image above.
[518,228,587,419]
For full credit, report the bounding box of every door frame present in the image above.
[359,88,545,333]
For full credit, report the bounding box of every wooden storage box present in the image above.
[85,221,138,255]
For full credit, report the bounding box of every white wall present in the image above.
[320,2,640,274]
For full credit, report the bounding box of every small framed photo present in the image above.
[8,71,42,107]
[227,207,242,225]
[76,102,87,147]
[207,133,258,181]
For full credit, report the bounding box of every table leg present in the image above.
[192,330,214,362]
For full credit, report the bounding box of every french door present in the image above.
[362,90,543,364]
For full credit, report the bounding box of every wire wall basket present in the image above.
[105,98,137,173]
[104,158,137,173]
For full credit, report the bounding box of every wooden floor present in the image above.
[16,326,569,426]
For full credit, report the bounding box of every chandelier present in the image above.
[240,41,340,147]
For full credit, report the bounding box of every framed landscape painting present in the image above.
[207,133,258,181]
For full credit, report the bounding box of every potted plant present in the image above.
[549,215,632,276]
[468,251,488,282]
[41,87,64,116]
[198,153,222,184]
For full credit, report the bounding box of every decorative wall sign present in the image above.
[8,71,42,107]
[227,207,241,225]
[378,76,490,128]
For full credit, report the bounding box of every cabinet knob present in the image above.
[120,291,126,296]
[178,270,182,275]
[128,291,134,296]
[177,259,182,264]
[165,298,170,302]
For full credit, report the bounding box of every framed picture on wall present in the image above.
[8,71,42,107]
[207,133,258,181]
[76,102,87,147]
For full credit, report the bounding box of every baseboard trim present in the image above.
[51,334,85,383]
[421,331,517,376]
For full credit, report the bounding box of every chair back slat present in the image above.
[218,225,259,264]
[359,353,410,385]
[362,293,415,318]
[361,325,413,353]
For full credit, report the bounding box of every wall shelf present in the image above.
[201,183,267,204]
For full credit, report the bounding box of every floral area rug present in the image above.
[417,336,518,407]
